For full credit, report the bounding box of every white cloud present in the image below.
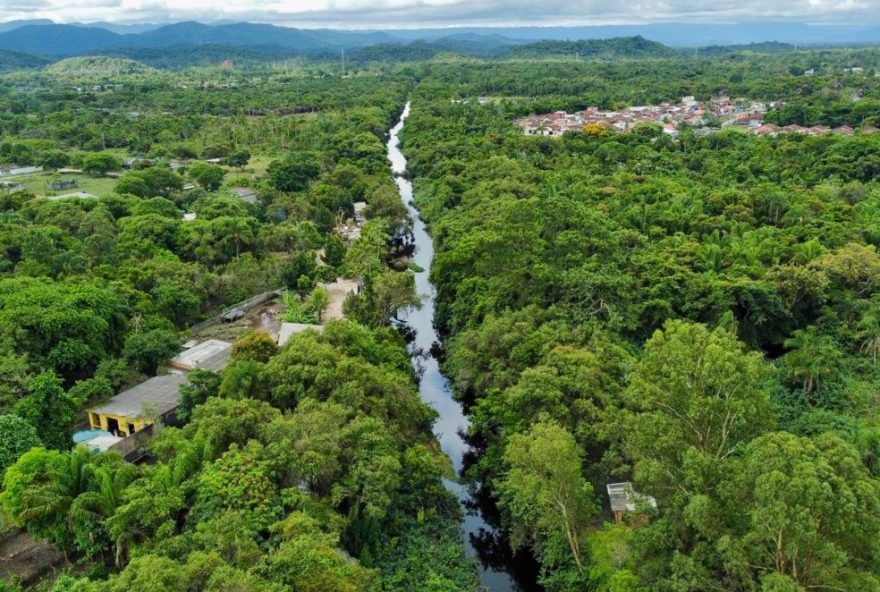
[1,0,879,27]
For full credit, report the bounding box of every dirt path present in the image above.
[321,279,359,321]
[0,529,63,585]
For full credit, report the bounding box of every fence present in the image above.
[110,424,155,462]
[187,287,284,335]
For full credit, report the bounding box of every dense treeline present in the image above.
[5,43,880,592]
[0,71,411,423]
[509,36,676,59]
[402,58,880,591]
[0,65,479,591]
[3,325,476,592]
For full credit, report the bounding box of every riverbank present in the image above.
[389,103,534,592]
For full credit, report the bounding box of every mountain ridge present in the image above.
[1,20,880,58]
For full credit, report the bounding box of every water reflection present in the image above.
[388,103,541,592]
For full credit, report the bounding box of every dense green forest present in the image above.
[0,64,475,592]
[401,53,880,591]
[3,40,880,592]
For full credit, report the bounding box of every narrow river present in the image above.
[388,103,533,591]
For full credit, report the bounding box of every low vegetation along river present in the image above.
[388,105,537,591]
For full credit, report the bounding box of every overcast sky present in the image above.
[0,0,877,28]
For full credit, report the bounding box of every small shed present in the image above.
[88,374,189,437]
[353,201,367,224]
[230,187,258,204]
[48,179,78,190]
[607,482,657,524]
[169,339,232,372]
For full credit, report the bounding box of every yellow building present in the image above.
[88,374,189,437]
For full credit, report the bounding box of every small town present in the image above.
[518,95,869,137]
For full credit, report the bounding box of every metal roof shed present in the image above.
[169,339,232,372]
[91,374,189,420]
[607,482,657,523]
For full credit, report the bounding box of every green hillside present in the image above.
[511,35,678,59]
[0,48,49,72]
[45,55,154,76]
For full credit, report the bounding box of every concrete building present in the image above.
[169,339,232,372]
[87,374,189,437]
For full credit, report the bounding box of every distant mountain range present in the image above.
[0,21,398,57]
[383,23,880,47]
[0,19,877,70]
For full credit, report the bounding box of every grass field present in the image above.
[11,172,118,198]
[3,156,272,200]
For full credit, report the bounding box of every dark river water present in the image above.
[388,103,541,592]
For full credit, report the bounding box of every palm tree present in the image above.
[858,308,880,364]
[307,287,330,323]
[69,462,138,562]
[18,447,96,558]
[853,426,880,477]
[69,464,136,524]
[782,327,843,396]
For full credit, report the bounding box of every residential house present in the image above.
[754,124,780,136]
[169,339,232,373]
[87,374,190,437]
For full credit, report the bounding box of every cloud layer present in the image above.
[1,0,878,28]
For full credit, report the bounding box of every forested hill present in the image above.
[0,22,395,57]
[510,35,677,59]
[0,48,50,72]
[44,56,155,76]
[96,45,303,70]
[346,36,676,63]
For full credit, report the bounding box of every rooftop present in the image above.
[90,374,189,419]
[230,187,258,203]
[607,482,658,513]
[169,339,232,372]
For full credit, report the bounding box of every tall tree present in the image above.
[624,321,773,499]
[497,421,594,577]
